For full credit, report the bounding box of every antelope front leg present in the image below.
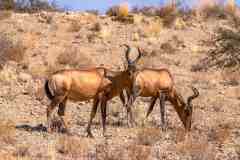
[86,98,99,138]
[58,98,69,134]
[144,97,157,125]
[100,99,107,137]
[127,85,141,127]
[46,99,58,133]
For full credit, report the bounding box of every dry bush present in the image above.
[0,0,15,10]
[127,144,151,160]
[156,3,180,27]
[106,5,119,16]
[91,22,102,32]
[106,3,129,18]
[117,3,129,18]
[221,69,239,86]
[208,124,231,144]
[198,2,226,19]
[68,20,81,32]
[86,9,99,16]
[14,0,59,12]
[176,135,215,160]
[0,10,12,20]
[160,41,177,54]
[106,3,132,23]
[192,27,240,72]
[0,34,26,69]
[142,20,162,38]
[0,119,16,144]
[96,143,125,160]
[38,12,53,24]
[225,0,236,15]
[136,127,161,146]
[57,135,89,158]
[132,6,158,16]
[13,144,30,158]
[57,47,92,68]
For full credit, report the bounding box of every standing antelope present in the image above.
[44,44,141,137]
[86,44,142,136]
[126,48,199,131]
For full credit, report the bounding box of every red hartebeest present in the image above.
[44,45,141,137]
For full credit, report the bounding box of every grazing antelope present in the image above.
[126,48,199,131]
[44,44,141,137]
[86,44,142,136]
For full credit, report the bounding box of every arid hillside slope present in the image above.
[0,10,239,160]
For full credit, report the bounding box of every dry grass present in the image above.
[96,143,125,160]
[176,135,216,160]
[221,69,239,86]
[96,27,112,39]
[13,144,30,158]
[208,124,231,144]
[108,103,124,126]
[127,144,151,160]
[136,127,161,146]
[68,20,82,32]
[57,135,90,158]
[142,20,162,38]
[174,17,186,30]
[0,66,18,84]
[0,119,16,145]
[57,47,92,67]
[0,10,12,21]
[0,34,26,69]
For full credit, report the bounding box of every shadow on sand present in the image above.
[16,124,47,132]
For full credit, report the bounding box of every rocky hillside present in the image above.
[0,9,239,160]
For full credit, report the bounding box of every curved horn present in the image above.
[134,47,143,64]
[187,87,199,108]
[121,44,132,64]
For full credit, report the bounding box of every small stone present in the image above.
[18,73,32,83]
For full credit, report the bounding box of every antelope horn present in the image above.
[134,47,143,64]
[121,44,132,64]
[187,87,199,109]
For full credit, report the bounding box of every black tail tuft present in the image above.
[44,80,54,100]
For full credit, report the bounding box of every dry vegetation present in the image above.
[0,0,239,160]
[0,119,16,145]
[57,135,90,158]
[0,34,26,70]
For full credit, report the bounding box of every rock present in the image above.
[18,72,32,83]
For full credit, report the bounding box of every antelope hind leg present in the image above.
[159,93,167,131]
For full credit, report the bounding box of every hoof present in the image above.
[61,128,72,135]
[161,125,167,132]
[86,131,94,138]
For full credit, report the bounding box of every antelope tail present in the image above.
[44,80,54,100]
